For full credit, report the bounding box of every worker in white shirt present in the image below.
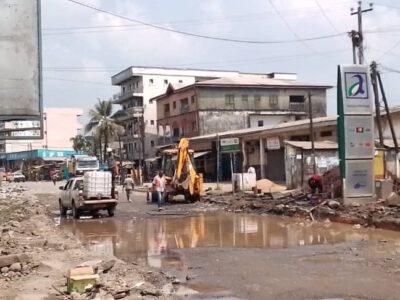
[153,170,166,209]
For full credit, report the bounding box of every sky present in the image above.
[41,0,400,117]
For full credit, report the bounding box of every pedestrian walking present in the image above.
[153,170,166,210]
[123,173,134,202]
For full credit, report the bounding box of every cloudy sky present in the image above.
[41,0,400,115]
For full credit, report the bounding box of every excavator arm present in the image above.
[174,138,198,196]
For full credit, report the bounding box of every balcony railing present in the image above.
[289,102,306,111]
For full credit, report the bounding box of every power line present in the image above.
[267,0,315,52]
[315,0,342,34]
[44,77,110,85]
[43,48,348,72]
[65,0,346,44]
[377,39,400,61]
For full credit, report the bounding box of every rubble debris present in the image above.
[256,179,286,194]
[386,192,400,207]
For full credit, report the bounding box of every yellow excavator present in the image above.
[160,138,203,202]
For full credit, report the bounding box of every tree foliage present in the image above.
[85,99,124,161]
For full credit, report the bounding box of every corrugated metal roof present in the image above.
[285,140,338,150]
[196,75,331,89]
[378,139,400,149]
[189,116,337,142]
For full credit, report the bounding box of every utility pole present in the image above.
[350,1,373,64]
[377,71,399,154]
[307,93,316,174]
[371,61,384,147]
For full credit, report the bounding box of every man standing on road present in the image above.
[153,170,166,210]
[123,172,134,202]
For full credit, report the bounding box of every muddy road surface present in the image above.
[2,182,400,299]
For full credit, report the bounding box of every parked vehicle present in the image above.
[10,171,26,182]
[58,171,118,219]
[69,155,99,177]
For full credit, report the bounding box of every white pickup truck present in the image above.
[58,177,118,219]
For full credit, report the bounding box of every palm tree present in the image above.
[85,99,124,162]
[70,134,86,153]
[70,134,94,154]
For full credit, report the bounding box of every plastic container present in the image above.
[83,171,112,199]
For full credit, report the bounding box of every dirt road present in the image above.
[2,182,400,299]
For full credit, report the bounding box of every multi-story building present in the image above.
[152,75,331,145]
[0,107,83,153]
[111,66,280,161]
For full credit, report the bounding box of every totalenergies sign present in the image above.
[341,66,373,114]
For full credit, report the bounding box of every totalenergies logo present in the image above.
[345,72,368,99]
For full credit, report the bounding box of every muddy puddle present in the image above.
[61,212,400,268]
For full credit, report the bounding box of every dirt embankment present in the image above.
[0,184,175,299]
[202,190,400,231]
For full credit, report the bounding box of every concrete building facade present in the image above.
[111,66,299,161]
[152,76,330,145]
[0,107,83,153]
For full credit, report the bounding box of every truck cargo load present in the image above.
[83,171,112,199]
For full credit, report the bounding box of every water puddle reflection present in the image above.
[61,213,400,267]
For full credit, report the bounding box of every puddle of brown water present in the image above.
[61,213,400,267]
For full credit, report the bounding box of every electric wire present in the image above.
[267,0,316,52]
[314,0,342,34]
[64,0,346,44]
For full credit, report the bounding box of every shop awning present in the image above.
[193,151,210,158]
[145,156,161,163]
[172,151,210,161]
[41,157,68,162]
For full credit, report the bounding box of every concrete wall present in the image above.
[249,114,296,128]
[198,111,248,135]
[197,87,327,117]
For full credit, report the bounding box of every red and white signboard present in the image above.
[266,137,280,150]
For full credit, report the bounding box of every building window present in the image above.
[173,101,176,109]
[122,86,126,93]
[242,95,248,102]
[191,95,196,104]
[192,121,197,131]
[149,78,154,84]
[254,95,261,102]
[320,130,333,137]
[289,95,305,111]
[181,98,189,113]
[134,142,137,150]
[269,95,278,107]
[164,103,170,116]
[289,95,305,103]
[150,120,155,125]
[225,95,235,108]
[164,79,168,85]
[258,120,264,127]
[151,141,155,147]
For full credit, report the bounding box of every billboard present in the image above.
[0,0,42,120]
[337,65,375,200]
[340,65,373,115]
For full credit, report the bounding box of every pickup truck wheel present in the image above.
[59,200,67,217]
[107,207,115,217]
[72,201,80,219]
